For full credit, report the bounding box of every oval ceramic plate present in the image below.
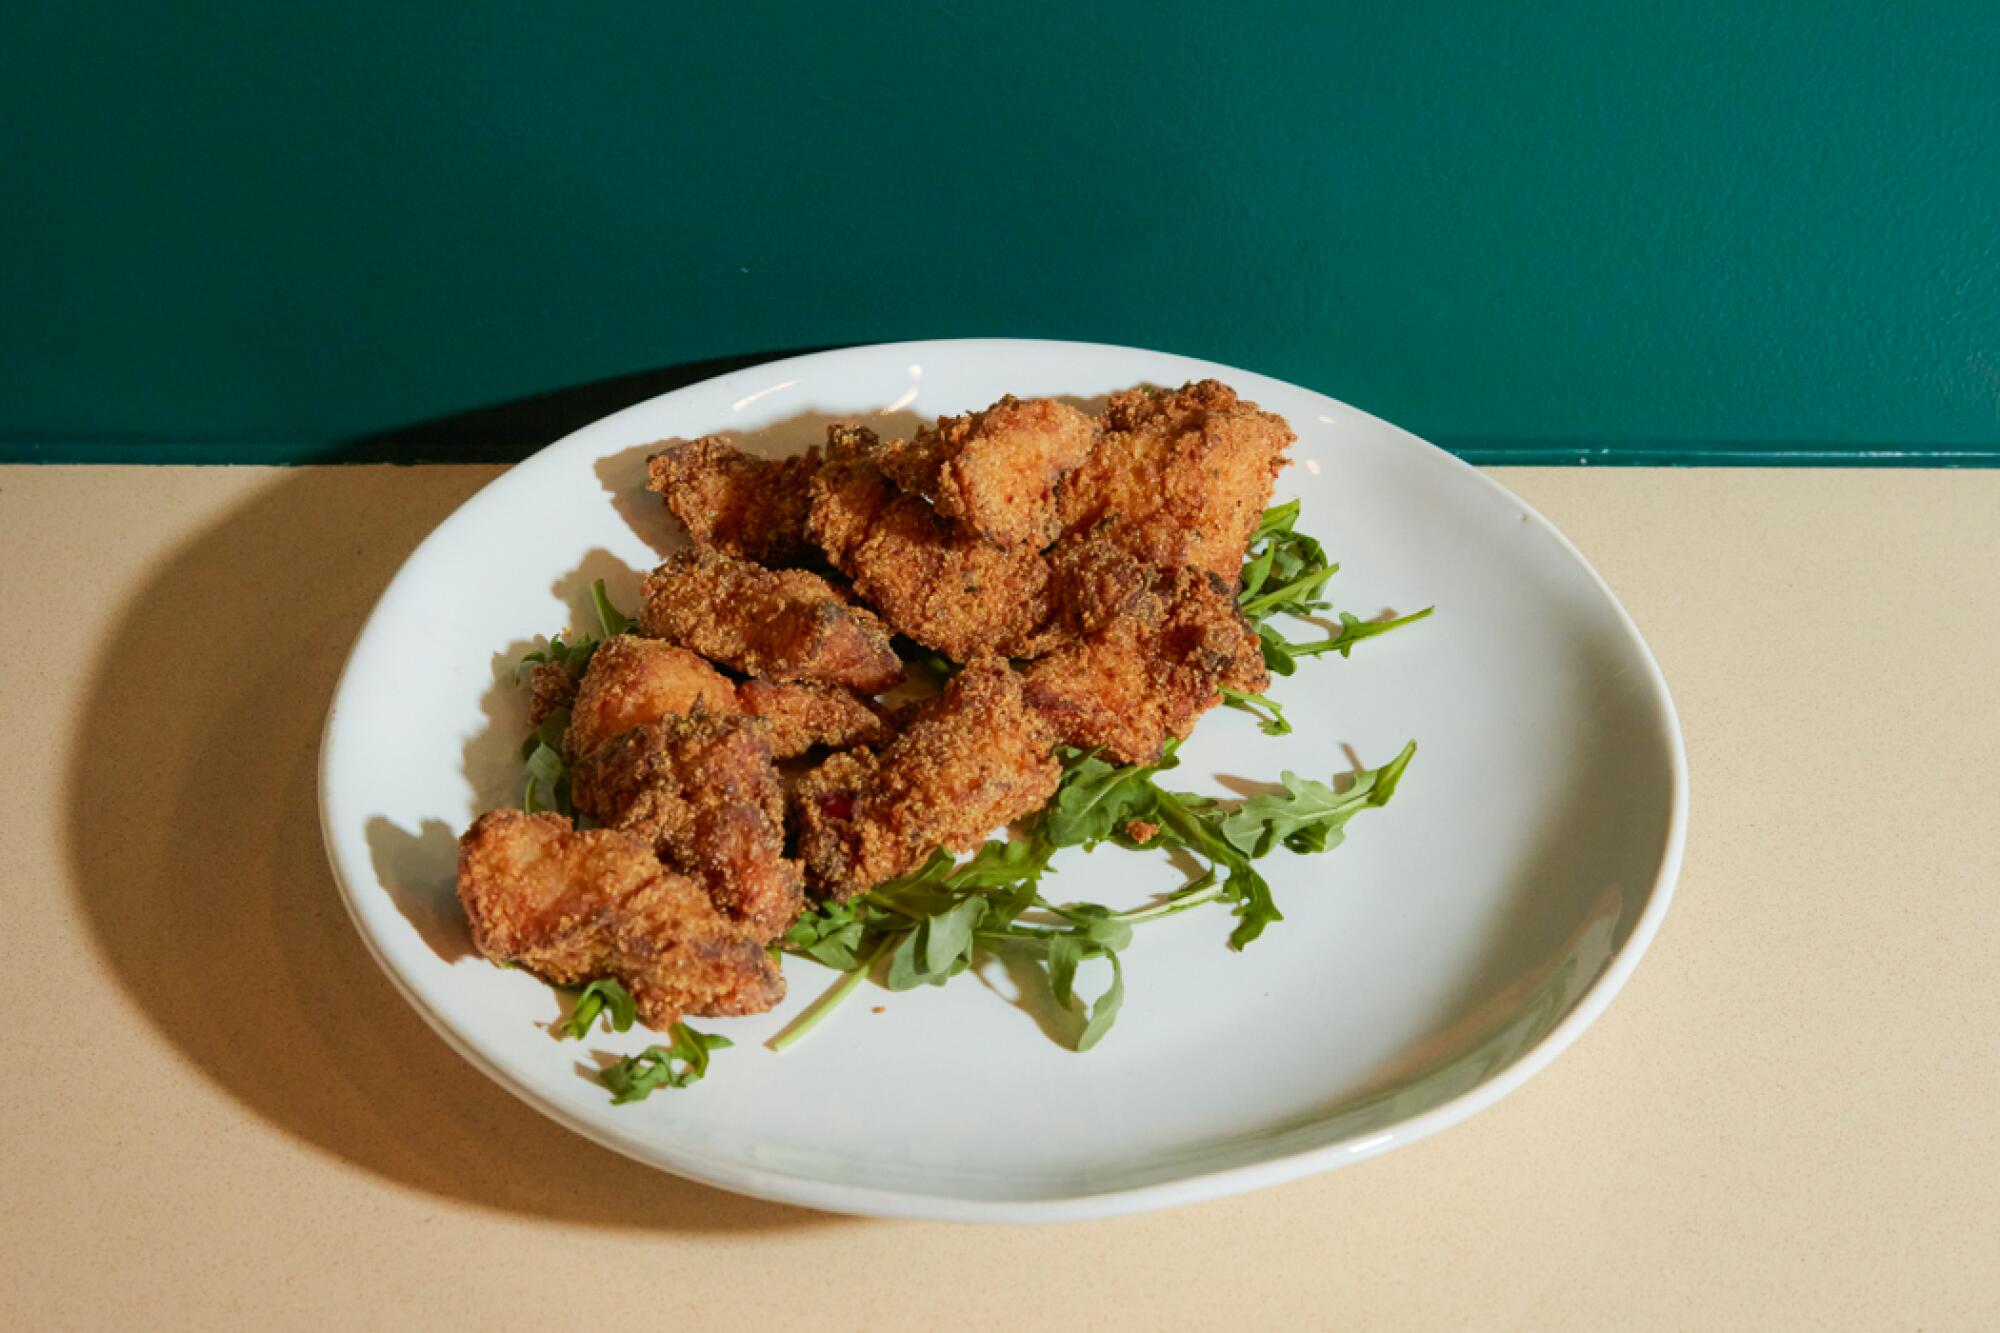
[320,339,1686,1221]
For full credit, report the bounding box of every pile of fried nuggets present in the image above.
[457,381,1295,1032]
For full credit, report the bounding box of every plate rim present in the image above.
[318,336,1689,1222]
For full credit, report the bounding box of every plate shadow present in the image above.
[63,465,839,1234]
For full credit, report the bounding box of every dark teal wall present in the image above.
[6,3,1997,463]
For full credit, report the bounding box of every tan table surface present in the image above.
[2,465,1996,1330]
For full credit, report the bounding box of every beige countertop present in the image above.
[2,465,1995,1330]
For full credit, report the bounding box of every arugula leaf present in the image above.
[1239,501,1337,622]
[1239,501,1431,674]
[883,924,974,990]
[517,632,599,680]
[1257,622,1299,677]
[1239,562,1340,619]
[1045,745,1179,848]
[516,581,632,685]
[559,978,638,1039]
[598,1023,732,1103]
[1251,497,1302,542]
[1220,687,1291,736]
[1221,863,1281,950]
[590,578,634,637]
[1149,787,1284,950]
[781,899,869,970]
[920,896,988,975]
[1042,937,1127,1051]
[1046,935,1083,1007]
[1219,743,1418,858]
[944,836,1055,890]
[1075,952,1126,1052]
[520,707,573,817]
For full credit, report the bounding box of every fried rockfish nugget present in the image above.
[456,809,784,1027]
[639,548,903,692]
[565,634,739,761]
[646,437,822,566]
[795,656,1060,899]
[1023,564,1269,763]
[873,397,1098,549]
[571,712,805,942]
[736,678,891,758]
[1057,380,1292,582]
[807,430,1052,661]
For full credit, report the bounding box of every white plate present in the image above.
[320,339,1685,1222]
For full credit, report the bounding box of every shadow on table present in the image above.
[63,462,841,1235]
[329,346,843,463]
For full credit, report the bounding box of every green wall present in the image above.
[6,2,1997,464]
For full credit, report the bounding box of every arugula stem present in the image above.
[766,934,895,1054]
[972,873,1225,941]
[1289,605,1436,657]
[1109,881,1226,924]
[1219,687,1291,735]
[562,992,604,1039]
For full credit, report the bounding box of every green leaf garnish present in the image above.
[1075,951,1125,1052]
[1237,500,1430,665]
[1287,606,1437,660]
[598,1023,732,1103]
[509,500,1428,1086]
[1044,743,1179,848]
[590,578,634,638]
[559,978,638,1039]
[1219,686,1291,735]
[1218,742,1418,858]
[520,707,574,817]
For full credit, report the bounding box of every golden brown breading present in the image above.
[564,634,739,762]
[1022,565,1270,763]
[639,548,903,692]
[871,397,1098,549]
[526,659,578,728]
[795,656,1060,899]
[1044,532,1156,637]
[1057,379,1292,583]
[571,712,805,942]
[736,678,891,759]
[807,435,1052,661]
[456,809,784,1028]
[646,436,822,566]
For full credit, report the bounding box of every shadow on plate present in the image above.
[63,464,839,1234]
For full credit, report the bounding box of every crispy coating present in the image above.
[1022,565,1270,763]
[646,437,822,566]
[736,678,891,759]
[456,809,784,1027]
[1057,379,1292,583]
[807,432,1052,661]
[795,656,1060,899]
[639,548,903,692]
[873,397,1098,549]
[526,659,578,728]
[571,712,805,942]
[1045,532,1156,637]
[564,635,739,762]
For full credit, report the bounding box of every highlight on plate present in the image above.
[452,380,1432,1101]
